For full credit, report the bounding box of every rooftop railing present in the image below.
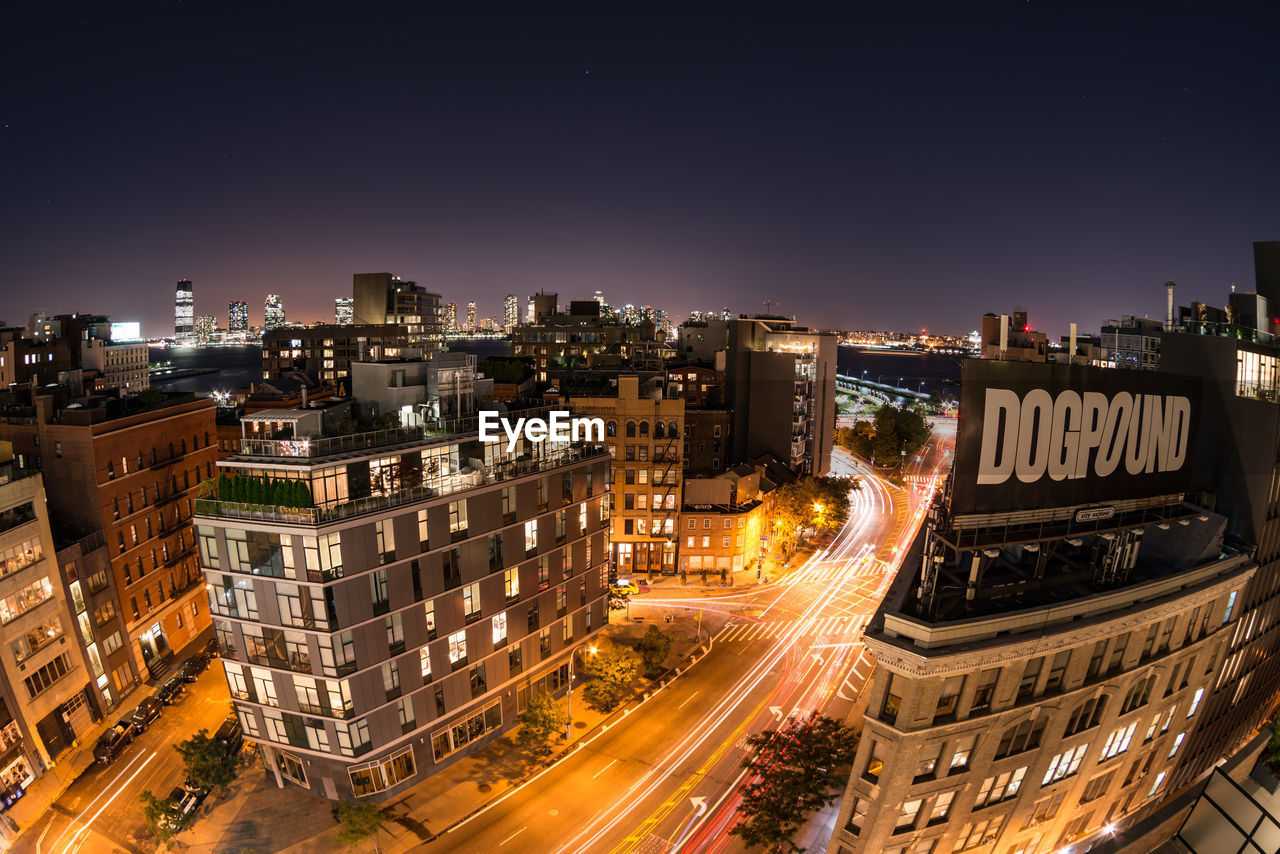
[196,443,609,526]
[235,405,570,461]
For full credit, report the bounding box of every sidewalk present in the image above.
[180,627,713,853]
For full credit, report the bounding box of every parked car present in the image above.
[94,720,134,764]
[158,675,187,705]
[178,652,211,683]
[158,780,210,831]
[214,716,243,757]
[130,696,164,733]
[201,637,220,659]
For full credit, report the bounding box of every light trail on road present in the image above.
[555,460,899,854]
[557,500,881,854]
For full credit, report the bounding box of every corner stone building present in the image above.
[830,515,1253,854]
[195,413,611,799]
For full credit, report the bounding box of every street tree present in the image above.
[636,625,674,676]
[766,476,854,557]
[582,642,642,711]
[174,728,238,792]
[731,714,859,852]
[335,799,388,849]
[517,689,567,753]
[140,789,191,846]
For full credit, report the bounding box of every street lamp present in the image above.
[566,644,598,739]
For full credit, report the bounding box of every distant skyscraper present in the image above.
[444,302,457,332]
[503,293,519,332]
[194,314,217,343]
[352,272,444,353]
[466,301,477,332]
[174,278,194,342]
[334,297,354,325]
[228,300,249,334]
[264,294,285,330]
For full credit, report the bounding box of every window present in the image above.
[845,796,869,835]
[382,661,401,699]
[954,816,1004,851]
[417,509,430,548]
[879,673,901,722]
[1121,675,1155,714]
[914,742,941,780]
[1223,590,1238,624]
[862,740,885,782]
[949,735,975,772]
[1187,687,1204,717]
[1042,742,1089,785]
[492,612,508,646]
[348,745,417,796]
[1066,695,1105,736]
[928,790,953,824]
[369,568,390,615]
[974,766,1025,808]
[1108,633,1128,673]
[895,799,922,832]
[1017,657,1042,700]
[996,718,1044,758]
[449,500,468,537]
[1148,770,1168,797]
[423,600,437,640]
[420,646,432,680]
[375,519,395,563]
[448,630,467,669]
[1168,731,1186,757]
[23,652,72,698]
[429,700,501,761]
[935,675,964,720]
[1027,792,1064,827]
[1100,722,1137,760]
[386,613,405,654]
[504,568,519,601]
[1045,650,1070,692]
[469,662,487,698]
[971,668,999,713]
[463,582,482,622]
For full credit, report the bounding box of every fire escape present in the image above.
[651,421,681,573]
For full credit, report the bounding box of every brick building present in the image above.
[0,393,217,693]
[571,376,684,575]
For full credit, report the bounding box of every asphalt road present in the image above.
[434,445,950,854]
[27,660,233,854]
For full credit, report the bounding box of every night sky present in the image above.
[3,1,1278,337]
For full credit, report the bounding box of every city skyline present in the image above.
[5,3,1278,337]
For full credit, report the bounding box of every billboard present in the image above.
[110,321,141,341]
[951,360,1200,516]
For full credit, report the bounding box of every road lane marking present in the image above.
[676,691,700,710]
[61,750,157,854]
[593,759,618,779]
[499,826,527,845]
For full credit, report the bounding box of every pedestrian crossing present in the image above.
[716,614,870,643]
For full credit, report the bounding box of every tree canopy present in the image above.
[582,642,642,711]
[731,714,860,852]
[766,476,854,557]
[335,800,388,848]
[517,689,567,753]
[636,625,674,676]
[174,728,238,792]
[836,403,931,471]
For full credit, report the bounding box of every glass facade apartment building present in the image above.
[195,413,612,800]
